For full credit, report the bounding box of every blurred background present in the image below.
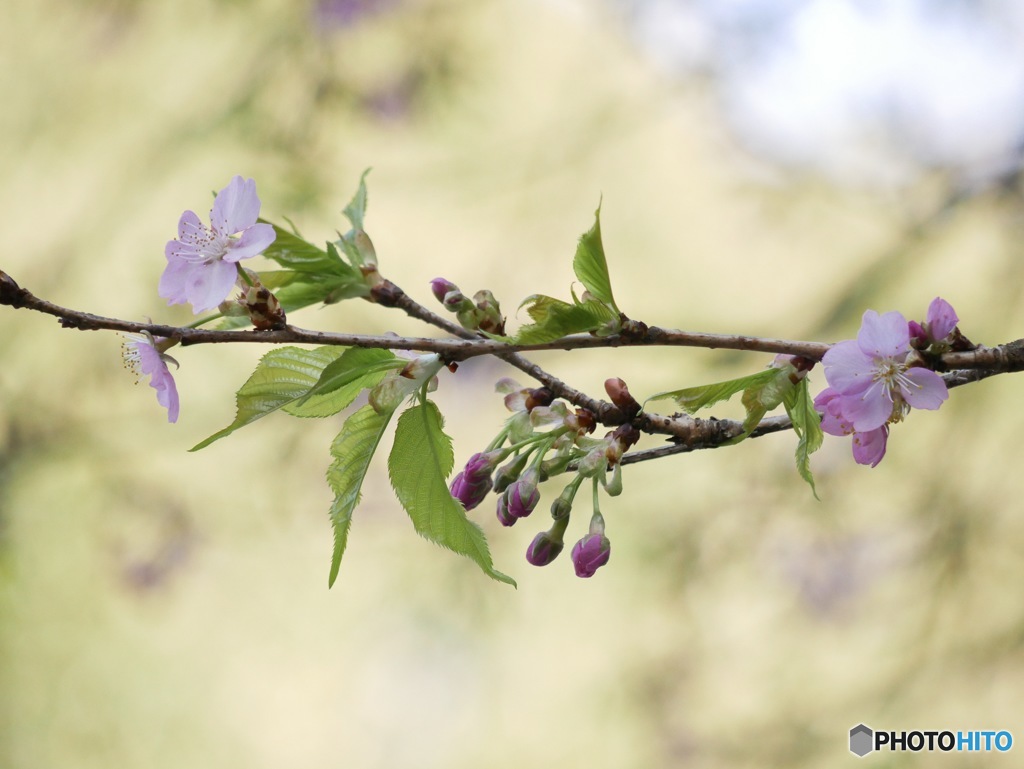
[2,0,1024,766]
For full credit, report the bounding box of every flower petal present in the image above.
[842,380,893,432]
[813,388,852,436]
[159,255,195,305]
[184,259,239,314]
[211,176,261,235]
[851,426,887,467]
[822,340,873,395]
[926,297,958,341]
[856,310,909,359]
[900,368,948,411]
[224,222,276,262]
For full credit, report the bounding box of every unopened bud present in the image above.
[431,278,459,304]
[473,289,505,335]
[493,452,530,493]
[604,378,641,419]
[506,468,541,519]
[571,532,611,578]
[526,514,570,568]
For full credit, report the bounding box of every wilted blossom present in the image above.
[821,309,948,433]
[160,176,276,314]
[122,332,180,423]
[571,533,611,578]
[814,387,888,467]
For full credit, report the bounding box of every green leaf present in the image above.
[285,348,396,418]
[325,405,394,587]
[783,379,823,499]
[646,368,778,413]
[298,348,400,405]
[572,204,618,311]
[261,224,348,275]
[343,168,372,231]
[740,367,797,434]
[190,346,346,450]
[388,400,516,587]
[513,295,619,344]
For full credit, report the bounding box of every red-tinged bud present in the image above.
[430,277,459,304]
[574,409,597,434]
[524,387,555,412]
[908,320,928,349]
[450,470,491,511]
[526,531,564,566]
[604,377,641,419]
[496,493,517,527]
[506,468,541,518]
[571,533,611,578]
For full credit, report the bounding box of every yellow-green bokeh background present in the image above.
[2,1,1023,767]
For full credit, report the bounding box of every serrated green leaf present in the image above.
[343,168,372,231]
[285,348,396,418]
[297,348,400,405]
[190,346,347,450]
[325,404,394,587]
[783,379,823,499]
[260,224,348,275]
[388,401,516,586]
[513,295,619,344]
[572,204,618,311]
[740,367,797,434]
[647,368,778,413]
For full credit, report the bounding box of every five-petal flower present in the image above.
[160,176,276,314]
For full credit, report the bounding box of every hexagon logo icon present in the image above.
[849,724,873,757]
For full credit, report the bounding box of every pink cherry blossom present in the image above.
[122,333,180,423]
[821,309,947,432]
[160,176,276,314]
[814,387,888,467]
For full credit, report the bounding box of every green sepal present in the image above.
[573,203,619,312]
[388,400,516,587]
[191,346,346,450]
[782,378,823,499]
[325,404,394,587]
[513,294,620,344]
[285,347,397,417]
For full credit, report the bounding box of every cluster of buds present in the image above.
[430,278,505,335]
[449,377,642,578]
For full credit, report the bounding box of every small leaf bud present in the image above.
[604,377,641,419]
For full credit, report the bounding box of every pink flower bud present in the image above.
[571,533,611,578]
